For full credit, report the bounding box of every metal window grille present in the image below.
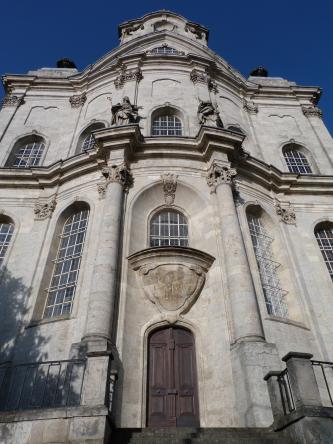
[152,115,182,136]
[150,211,188,247]
[248,214,288,317]
[0,223,14,266]
[81,133,96,152]
[315,226,333,281]
[151,46,180,55]
[13,141,45,168]
[43,209,89,318]
[283,149,312,174]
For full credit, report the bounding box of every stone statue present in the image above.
[111,96,138,126]
[197,100,223,127]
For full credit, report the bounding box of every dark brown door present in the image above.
[147,327,199,427]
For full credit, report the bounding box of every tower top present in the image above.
[118,10,209,46]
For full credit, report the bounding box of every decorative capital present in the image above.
[161,173,178,205]
[69,93,87,108]
[302,105,323,119]
[243,100,258,114]
[98,163,133,197]
[34,197,57,220]
[275,201,296,225]
[207,163,237,193]
[114,66,143,89]
[190,69,207,85]
[1,94,24,108]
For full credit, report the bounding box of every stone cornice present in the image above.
[0,125,331,195]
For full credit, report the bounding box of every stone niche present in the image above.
[128,246,215,316]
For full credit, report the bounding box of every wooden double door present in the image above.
[147,327,200,427]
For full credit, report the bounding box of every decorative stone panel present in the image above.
[69,93,87,108]
[128,247,215,315]
[34,197,57,220]
[275,201,296,225]
[1,94,24,108]
[302,105,323,119]
[161,173,178,205]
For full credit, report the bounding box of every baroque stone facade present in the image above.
[0,10,333,444]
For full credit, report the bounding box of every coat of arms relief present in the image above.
[128,247,214,315]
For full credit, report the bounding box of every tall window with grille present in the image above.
[283,147,312,174]
[152,115,182,136]
[247,213,288,317]
[10,138,45,168]
[150,210,188,247]
[43,209,89,318]
[81,133,96,152]
[315,224,333,281]
[0,218,14,266]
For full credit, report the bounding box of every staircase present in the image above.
[111,427,291,443]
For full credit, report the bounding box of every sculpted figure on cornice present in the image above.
[111,97,139,126]
[185,23,207,41]
[122,23,144,37]
[197,100,223,128]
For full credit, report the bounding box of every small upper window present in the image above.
[150,46,182,55]
[315,223,333,281]
[8,136,45,168]
[283,146,312,174]
[150,210,188,247]
[0,217,14,266]
[77,122,105,154]
[152,115,182,136]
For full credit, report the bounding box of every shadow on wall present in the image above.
[0,267,85,417]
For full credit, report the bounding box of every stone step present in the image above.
[110,427,291,444]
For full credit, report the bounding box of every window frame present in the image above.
[0,215,16,269]
[148,207,189,248]
[76,122,106,155]
[314,222,333,282]
[282,143,316,175]
[6,135,47,168]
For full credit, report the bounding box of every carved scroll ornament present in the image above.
[161,173,178,205]
[275,201,296,225]
[34,197,57,220]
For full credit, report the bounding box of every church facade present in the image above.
[0,10,333,443]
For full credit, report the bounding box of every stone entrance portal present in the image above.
[147,327,200,427]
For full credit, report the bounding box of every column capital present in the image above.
[98,162,133,197]
[206,162,237,193]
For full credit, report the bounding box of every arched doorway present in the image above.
[147,326,200,427]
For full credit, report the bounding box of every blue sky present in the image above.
[1,0,333,135]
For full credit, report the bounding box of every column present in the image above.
[207,161,264,342]
[82,162,132,347]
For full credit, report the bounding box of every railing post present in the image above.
[264,371,285,420]
[282,352,322,409]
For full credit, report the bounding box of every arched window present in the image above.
[150,46,182,55]
[43,206,89,318]
[247,212,288,317]
[7,136,45,168]
[315,223,333,281]
[283,145,312,174]
[150,210,188,247]
[152,114,182,136]
[0,216,14,266]
[77,122,105,154]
